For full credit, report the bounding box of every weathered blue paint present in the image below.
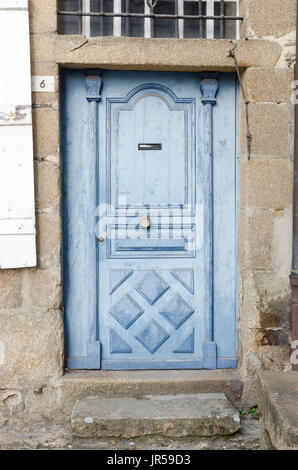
[61,70,238,370]
[135,271,170,305]
[200,74,219,370]
[136,319,170,354]
[110,329,132,354]
[170,269,194,295]
[102,357,236,370]
[109,293,144,329]
[85,71,102,369]
[211,73,238,367]
[61,70,102,369]
[110,269,133,295]
[160,294,195,329]
[173,329,195,353]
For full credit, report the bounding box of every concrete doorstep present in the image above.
[71,393,241,439]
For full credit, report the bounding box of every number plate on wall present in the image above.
[31,76,55,93]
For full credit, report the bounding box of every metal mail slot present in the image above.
[138,143,162,150]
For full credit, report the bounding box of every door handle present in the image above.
[139,217,151,229]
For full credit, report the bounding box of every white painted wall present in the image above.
[0,0,36,268]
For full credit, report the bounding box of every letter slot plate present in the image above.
[138,143,162,151]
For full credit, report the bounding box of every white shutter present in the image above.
[0,0,36,269]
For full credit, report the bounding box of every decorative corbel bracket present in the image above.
[85,70,103,102]
[200,73,219,105]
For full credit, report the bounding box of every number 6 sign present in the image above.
[31,76,55,93]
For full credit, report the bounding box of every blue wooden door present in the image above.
[61,70,237,370]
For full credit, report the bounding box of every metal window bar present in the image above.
[174,0,178,39]
[126,0,130,36]
[198,0,203,38]
[58,1,242,39]
[220,0,224,39]
[101,0,105,35]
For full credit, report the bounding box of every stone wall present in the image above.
[238,0,296,403]
[0,0,296,425]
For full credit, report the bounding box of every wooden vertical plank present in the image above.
[85,71,103,368]
[200,74,219,369]
[212,74,237,364]
[62,71,96,368]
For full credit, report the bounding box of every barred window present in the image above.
[58,0,241,39]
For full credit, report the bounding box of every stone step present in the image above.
[257,372,298,450]
[51,370,243,416]
[71,393,241,438]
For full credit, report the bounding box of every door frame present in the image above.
[61,68,239,370]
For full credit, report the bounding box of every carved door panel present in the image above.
[62,70,237,370]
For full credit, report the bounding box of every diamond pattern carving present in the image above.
[160,293,194,329]
[110,329,132,353]
[135,271,169,305]
[109,294,144,329]
[173,329,194,353]
[110,269,133,295]
[170,269,194,294]
[108,270,196,361]
[135,319,169,353]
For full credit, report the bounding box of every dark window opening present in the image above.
[58,1,242,39]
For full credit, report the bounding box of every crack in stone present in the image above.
[70,40,89,52]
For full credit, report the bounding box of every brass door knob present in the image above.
[98,237,105,243]
[140,216,151,229]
